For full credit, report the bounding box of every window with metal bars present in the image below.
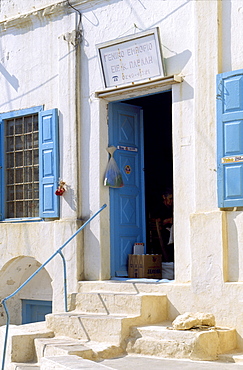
[6,114,39,218]
[0,106,59,220]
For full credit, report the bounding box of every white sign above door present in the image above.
[97,28,165,89]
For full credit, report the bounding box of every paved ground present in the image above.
[100,355,243,369]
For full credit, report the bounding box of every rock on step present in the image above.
[126,321,237,361]
[40,355,115,369]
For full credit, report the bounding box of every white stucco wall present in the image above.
[80,0,195,281]
[1,0,243,347]
[0,256,52,325]
[76,0,243,347]
[0,1,83,320]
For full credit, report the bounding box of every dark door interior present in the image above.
[124,91,173,256]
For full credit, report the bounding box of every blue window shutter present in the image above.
[0,118,3,220]
[217,69,243,207]
[39,109,59,218]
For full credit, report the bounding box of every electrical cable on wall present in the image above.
[66,0,82,45]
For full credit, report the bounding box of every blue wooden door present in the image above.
[109,102,145,277]
[217,69,243,207]
[22,299,52,324]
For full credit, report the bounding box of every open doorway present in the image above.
[108,90,173,277]
[124,90,173,261]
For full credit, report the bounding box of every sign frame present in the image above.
[96,27,165,89]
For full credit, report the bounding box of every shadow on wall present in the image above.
[222,0,232,72]
[164,49,192,75]
[227,213,239,282]
[0,63,19,91]
[164,49,194,102]
[0,256,52,325]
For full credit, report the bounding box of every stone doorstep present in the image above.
[74,292,167,317]
[40,355,115,369]
[74,292,144,315]
[76,280,175,294]
[126,322,237,361]
[77,281,141,294]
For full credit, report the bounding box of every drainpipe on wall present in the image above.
[64,2,83,219]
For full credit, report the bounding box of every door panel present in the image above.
[22,299,52,324]
[109,103,145,277]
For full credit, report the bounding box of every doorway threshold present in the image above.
[111,277,174,284]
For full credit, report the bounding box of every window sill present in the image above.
[1,218,44,223]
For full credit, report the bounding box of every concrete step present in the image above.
[46,290,167,347]
[34,337,124,362]
[2,290,167,368]
[126,322,237,361]
[46,312,128,345]
[10,364,40,370]
[40,355,115,369]
[0,321,54,365]
[75,292,167,317]
[218,350,243,363]
[77,280,172,294]
[77,281,140,294]
[34,337,94,362]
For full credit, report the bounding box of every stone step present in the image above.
[46,290,167,346]
[10,364,40,370]
[218,350,243,363]
[40,355,115,369]
[34,337,94,362]
[77,281,140,294]
[46,312,128,345]
[126,322,237,361]
[0,322,54,365]
[74,292,167,317]
[77,280,170,294]
[34,337,124,362]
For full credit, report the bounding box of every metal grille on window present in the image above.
[6,114,39,218]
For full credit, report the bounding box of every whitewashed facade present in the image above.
[1,0,243,350]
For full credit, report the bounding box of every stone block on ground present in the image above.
[172,312,215,330]
[126,322,236,361]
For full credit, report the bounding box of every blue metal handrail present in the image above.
[1,204,107,370]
